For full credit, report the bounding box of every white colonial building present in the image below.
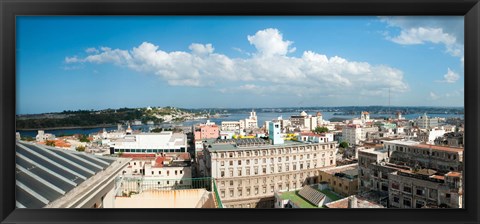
[109,132,187,154]
[204,127,338,208]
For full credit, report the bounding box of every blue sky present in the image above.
[16,16,464,114]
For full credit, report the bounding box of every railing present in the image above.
[212,179,223,208]
[115,176,223,208]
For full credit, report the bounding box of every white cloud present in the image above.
[189,43,214,56]
[65,28,409,97]
[85,47,99,54]
[380,16,464,63]
[65,56,80,63]
[389,27,456,46]
[442,68,460,83]
[247,28,295,57]
[429,92,440,100]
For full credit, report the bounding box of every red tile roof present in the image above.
[446,172,462,177]
[153,157,165,168]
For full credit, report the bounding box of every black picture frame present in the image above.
[1,0,479,224]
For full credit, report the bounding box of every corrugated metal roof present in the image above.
[15,141,116,208]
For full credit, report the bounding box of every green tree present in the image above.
[76,145,86,152]
[79,134,90,143]
[339,141,349,149]
[45,140,56,147]
[151,128,162,133]
[314,126,329,134]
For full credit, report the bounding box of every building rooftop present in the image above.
[384,139,421,146]
[322,164,358,179]
[325,195,384,208]
[114,189,218,208]
[298,185,326,206]
[208,139,328,151]
[278,187,342,208]
[15,141,128,208]
[416,144,463,153]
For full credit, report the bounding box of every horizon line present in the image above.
[16,105,465,116]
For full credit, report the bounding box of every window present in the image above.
[293,164,297,170]
[180,170,183,174]
[167,171,170,176]
[230,180,234,186]
[393,196,400,203]
[238,160,242,165]
[415,200,425,208]
[247,188,251,196]
[238,189,243,197]
[230,189,234,197]
[278,157,282,162]
[221,190,225,198]
[381,184,388,191]
[403,186,412,193]
[229,161,233,166]
[403,198,411,207]
[229,169,233,177]
[175,170,178,175]
[392,182,400,190]
[262,158,266,163]
[221,161,225,166]
[151,171,154,175]
[221,171,225,177]
[238,170,242,176]
[429,189,438,199]
[416,188,425,196]
[255,159,258,164]
[255,187,259,195]
[246,160,250,165]
[446,193,451,198]
[263,167,266,174]
[246,168,250,175]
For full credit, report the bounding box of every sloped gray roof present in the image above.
[297,185,326,206]
[15,141,116,208]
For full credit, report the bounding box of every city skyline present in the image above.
[17,16,464,114]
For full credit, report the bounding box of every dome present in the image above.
[300,111,307,117]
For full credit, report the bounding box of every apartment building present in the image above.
[204,138,337,208]
[317,163,359,197]
[342,124,378,146]
[109,132,187,154]
[358,139,463,208]
[194,120,220,140]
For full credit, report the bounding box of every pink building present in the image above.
[194,120,220,140]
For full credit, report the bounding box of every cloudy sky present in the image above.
[16,16,464,114]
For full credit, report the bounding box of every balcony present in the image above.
[114,177,223,208]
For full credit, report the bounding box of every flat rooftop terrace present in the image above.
[208,139,332,151]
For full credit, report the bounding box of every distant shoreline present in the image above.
[17,124,117,131]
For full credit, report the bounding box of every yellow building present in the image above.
[318,163,359,197]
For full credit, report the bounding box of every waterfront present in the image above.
[17,111,464,137]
